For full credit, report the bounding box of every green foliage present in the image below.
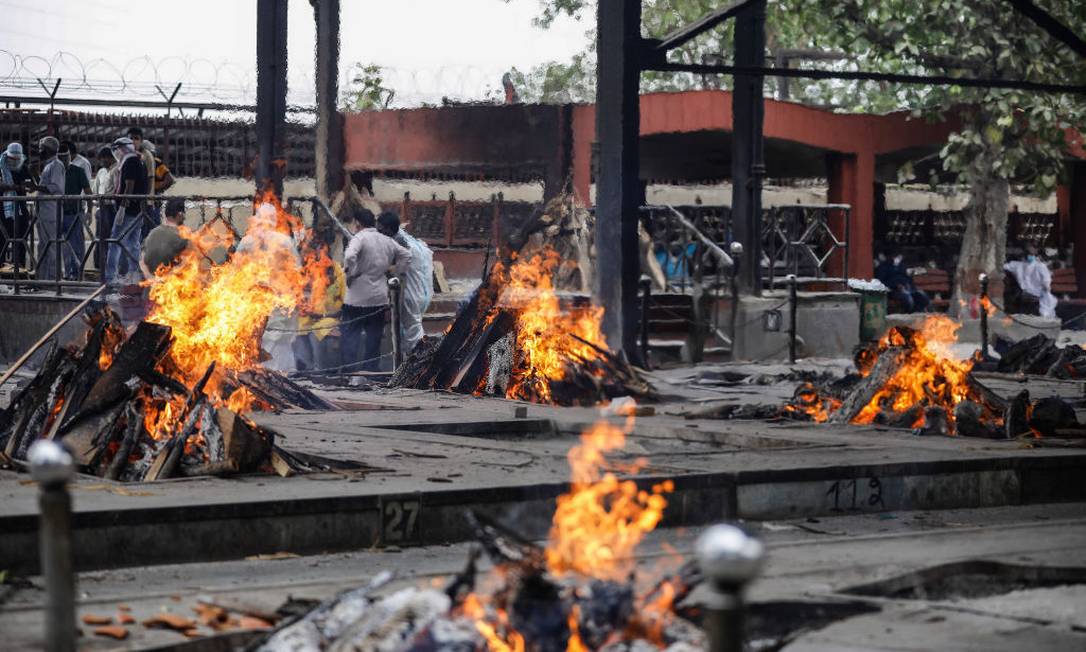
[342,63,394,111]
[512,0,1086,195]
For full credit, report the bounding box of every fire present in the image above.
[498,250,607,404]
[144,192,332,411]
[461,594,525,652]
[545,420,673,581]
[784,382,841,423]
[462,419,678,651]
[852,315,979,430]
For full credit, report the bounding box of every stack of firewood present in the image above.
[0,308,334,481]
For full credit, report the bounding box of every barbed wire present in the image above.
[0,51,513,109]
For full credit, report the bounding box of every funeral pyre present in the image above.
[258,419,705,652]
[713,315,1081,439]
[0,194,337,481]
[392,194,652,406]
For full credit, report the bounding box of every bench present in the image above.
[910,268,952,311]
[1052,267,1086,324]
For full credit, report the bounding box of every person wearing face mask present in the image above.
[0,142,28,270]
[30,136,66,281]
[1004,243,1057,319]
[104,137,148,285]
[59,142,93,280]
[875,250,930,313]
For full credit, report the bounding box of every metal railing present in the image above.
[0,193,323,296]
[763,203,851,289]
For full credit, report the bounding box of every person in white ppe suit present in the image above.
[377,211,433,354]
[237,203,301,371]
[1004,243,1057,319]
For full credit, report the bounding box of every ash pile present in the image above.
[0,307,334,481]
[259,421,701,652]
[392,194,653,406]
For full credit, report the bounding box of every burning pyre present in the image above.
[775,314,1078,439]
[393,248,652,406]
[259,420,700,652]
[0,194,336,480]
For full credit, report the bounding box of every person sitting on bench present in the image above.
[1004,244,1057,318]
[875,250,929,313]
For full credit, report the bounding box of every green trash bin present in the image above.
[850,280,888,342]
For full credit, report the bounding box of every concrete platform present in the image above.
[2,362,1084,574]
[2,503,1084,651]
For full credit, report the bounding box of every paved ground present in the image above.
[2,503,1083,650]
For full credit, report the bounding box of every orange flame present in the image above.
[852,315,981,431]
[545,420,672,580]
[461,594,525,652]
[144,192,332,412]
[498,250,607,404]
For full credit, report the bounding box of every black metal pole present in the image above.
[639,276,652,369]
[730,243,743,352]
[979,273,990,360]
[730,0,766,295]
[29,440,76,652]
[788,274,798,363]
[595,0,643,364]
[313,0,343,207]
[256,0,289,198]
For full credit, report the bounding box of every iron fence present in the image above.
[763,203,851,289]
[0,193,331,297]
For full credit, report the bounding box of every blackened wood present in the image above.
[2,340,63,457]
[830,348,903,424]
[136,368,189,396]
[1028,396,1079,436]
[105,403,144,480]
[964,374,1008,412]
[61,401,127,468]
[77,321,172,419]
[7,348,78,459]
[954,400,1002,438]
[216,408,271,472]
[465,509,545,572]
[1005,390,1031,439]
[452,310,516,393]
[875,404,923,429]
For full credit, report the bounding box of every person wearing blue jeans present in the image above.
[340,304,387,371]
[103,137,147,284]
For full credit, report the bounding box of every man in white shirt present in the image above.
[342,208,411,372]
[1004,244,1057,319]
[92,147,117,272]
[32,137,65,281]
[377,211,433,355]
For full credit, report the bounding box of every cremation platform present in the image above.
[2,363,1084,573]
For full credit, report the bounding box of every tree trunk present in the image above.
[951,146,1009,319]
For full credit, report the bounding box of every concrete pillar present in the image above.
[595,0,642,361]
[313,0,344,204]
[827,151,875,279]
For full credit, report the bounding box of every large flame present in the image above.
[496,249,607,404]
[144,192,332,411]
[545,420,672,580]
[852,315,979,430]
[467,419,675,652]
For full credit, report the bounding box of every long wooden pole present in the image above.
[0,285,106,389]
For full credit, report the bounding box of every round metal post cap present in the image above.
[978,272,988,282]
[786,274,797,281]
[387,277,401,288]
[696,524,765,586]
[28,439,74,486]
[729,242,744,255]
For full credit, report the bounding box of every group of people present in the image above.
[0,127,174,284]
[256,205,433,375]
[876,245,1059,319]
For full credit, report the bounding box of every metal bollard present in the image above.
[787,274,798,364]
[388,277,403,371]
[639,275,652,370]
[696,524,765,652]
[979,273,990,361]
[28,439,77,652]
[729,242,744,350]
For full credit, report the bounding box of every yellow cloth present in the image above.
[299,263,345,340]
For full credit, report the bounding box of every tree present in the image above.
[342,63,395,111]
[513,0,1086,314]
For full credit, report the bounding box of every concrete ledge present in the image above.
[731,292,860,361]
[2,451,1082,574]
